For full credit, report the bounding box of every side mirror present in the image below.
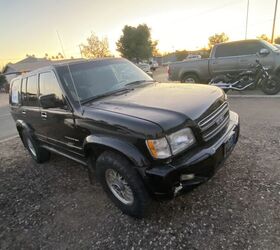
[259,48,270,56]
[39,94,57,109]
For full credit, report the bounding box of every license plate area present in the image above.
[224,132,236,157]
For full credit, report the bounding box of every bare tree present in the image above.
[208,33,229,48]
[257,34,270,42]
[80,33,111,58]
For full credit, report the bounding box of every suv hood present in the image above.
[87,83,225,132]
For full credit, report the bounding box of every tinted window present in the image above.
[215,44,238,58]
[57,59,152,103]
[26,75,38,106]
[235,41,264,56]
[11,79,21,105]
[39,71,65,108]
[21,78,27,106]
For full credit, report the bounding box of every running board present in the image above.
[42,145,87,166]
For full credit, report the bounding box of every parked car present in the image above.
[149,60,159,71]
[183,54,202,61]
[168,39,280,83]
[10,58,239,218]
[136,62,153,77]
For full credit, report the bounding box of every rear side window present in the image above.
[215,44,238,58]
[26,75,38,106]
[39,71,65,108]
[10,79,21,105]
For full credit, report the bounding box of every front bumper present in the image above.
[145,111,240,198]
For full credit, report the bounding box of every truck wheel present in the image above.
[181,74,199,83]
[96,151,152,218]
[22,130,50,163]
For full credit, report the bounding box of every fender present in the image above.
[84,135,150,167]
[16,120,34,134]
[15,120,34,145]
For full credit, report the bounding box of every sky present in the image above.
[0,0,279,67]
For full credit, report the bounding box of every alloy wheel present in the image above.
[105,168,134,205]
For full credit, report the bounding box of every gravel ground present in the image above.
[0,98,280,249]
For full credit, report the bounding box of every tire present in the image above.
[96,151,152,218]
[210,75,230,84]
[181,74,199,83]
[22,130,50,163]
[261,76,280,95]
[209,76,230,93]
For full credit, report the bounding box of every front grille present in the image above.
[198,102,230,141]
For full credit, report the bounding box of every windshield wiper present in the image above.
[125,80,155,87]
[81,88,132,104]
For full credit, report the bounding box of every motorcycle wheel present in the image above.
[261,76,280,95]
[210,75,230,84]
[209,76,230,93]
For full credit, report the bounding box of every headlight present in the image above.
[167,128,196,155]
[146,128,196,159]
[146,137,171,159]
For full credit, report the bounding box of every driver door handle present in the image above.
[41,112,47,119]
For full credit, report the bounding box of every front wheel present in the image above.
[261,76,280,95]
[96,151,152,218]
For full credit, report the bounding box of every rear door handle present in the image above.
[41,112,47,119]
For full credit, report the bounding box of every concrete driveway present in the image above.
[0,94,17,140]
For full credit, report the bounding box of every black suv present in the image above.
[10,58,239,218]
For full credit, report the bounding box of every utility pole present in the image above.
[271,0,278,43]
[245,0,250,39]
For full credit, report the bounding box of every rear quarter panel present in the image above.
[169,59,210,82]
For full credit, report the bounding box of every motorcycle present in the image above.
[209,60,280,95]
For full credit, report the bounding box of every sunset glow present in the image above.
[0,0,279,67]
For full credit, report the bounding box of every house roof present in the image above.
[2,57,84,75]
[3,57,52,74]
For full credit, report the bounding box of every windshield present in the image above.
[57,58,153,104]
[262,40,279,51]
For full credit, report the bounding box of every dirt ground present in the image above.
[0,98,280,249]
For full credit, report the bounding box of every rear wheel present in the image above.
[181,74,199,83]
[22,130,50,163]
[96,151,152,218]
[261,76,280,95]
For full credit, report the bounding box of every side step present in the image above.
[42,145,87,166]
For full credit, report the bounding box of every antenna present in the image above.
[56,30,84,114]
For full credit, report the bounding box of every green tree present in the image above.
[80,33,111,58]
[257,34,270,42]
[208,32,229,48]
[116,24,157,62]
[274,36,280,44]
